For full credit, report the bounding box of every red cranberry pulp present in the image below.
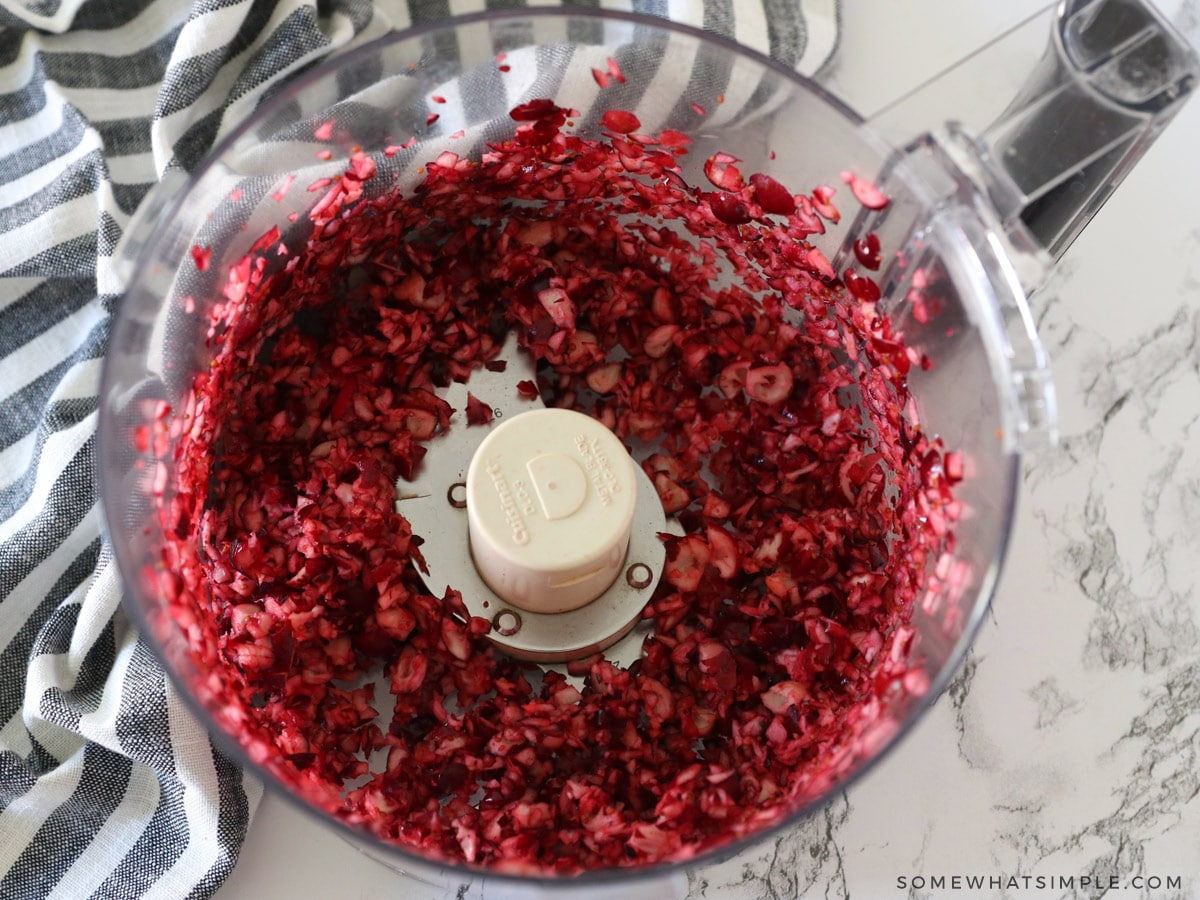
[152,98,960,874]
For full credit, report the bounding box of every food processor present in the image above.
[99,0,1197,893]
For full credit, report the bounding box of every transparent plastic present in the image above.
[869,0,1198,268]
[98,4,1191,891]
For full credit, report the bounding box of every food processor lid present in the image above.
[865,0,1198,268]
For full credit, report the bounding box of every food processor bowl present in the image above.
[98,4,1195,890]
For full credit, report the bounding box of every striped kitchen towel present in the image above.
[0,1,838,897]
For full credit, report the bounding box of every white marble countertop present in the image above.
[217,4,1200,898]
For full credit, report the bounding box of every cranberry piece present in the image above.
[465,392,494,426]
[510,98,562,121]
[191,245,211,271]
[601,109,640,134]
[749,173,795,216]
[658,129,691,151]
[843,270,881,304]
[708,192,751,225]
[157,96,955,875]
[703,152,744,191]
[853,233,882,270]
[840,170,889,210]
[744,363,794,405]
[437,761,470,793]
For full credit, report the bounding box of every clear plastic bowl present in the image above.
[99,8,1054,888]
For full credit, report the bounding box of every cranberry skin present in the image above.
[843,269,882,304]
[703,152,744,191]
[708,192,752,225]
[852,233,882,270]
[840,169,889,210]
[191,245,211,271]
[749,173,795,216]
[465,392,494,426]
[510,98,561,121]
[601,109,641,134]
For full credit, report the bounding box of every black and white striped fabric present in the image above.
[0,1,838,897]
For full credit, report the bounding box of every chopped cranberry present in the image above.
[707,192,752,225]
[843,270,882,304]
[156,97,955,876]
[749,173,795,216]
[840,170,889,210]
[510,99,562,122]
[271,173,296,202]
[191,245,211,271]
[703,152,744,192]
[601,109,640,135]
[658,129,691,151]
[811,184,840,222]
[744,363,794,405]
[853,233,882,270]
[465,392,494,426]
